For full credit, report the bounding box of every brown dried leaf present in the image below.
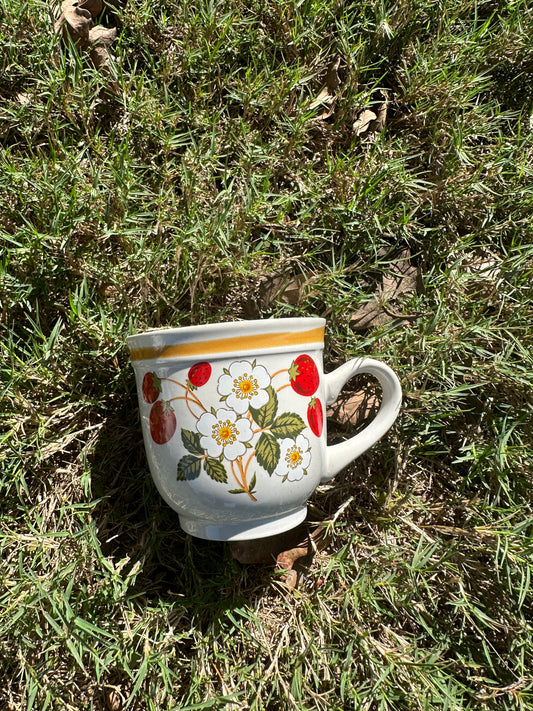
[350,250,422,330]
[382,252,418,299]
[229,523,309,564]
[258,273,305,307]
[309,56,341,116]
[350,298,391,331]
[79,0,103,17]
[353,109,377,136]
[230,522,330,589]
[55,0,93,47]
[275,525,330,580]
[89,25,117,46]
[327,390,380,427]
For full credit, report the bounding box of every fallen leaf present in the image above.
[229,522,309,564]
[275,525,330,590]
[353,90,390,137]
[55,0,93,47]
[327,390,380,428]
[79,0,103,17]
[350,250,423,330]
[89,25,117,74]
[309,56,341,118]
[89,25,117,46]
[350,298,391,331]
[230,522,330,590]
[353,109,377,136]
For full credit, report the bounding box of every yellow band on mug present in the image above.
[129,326,325,361]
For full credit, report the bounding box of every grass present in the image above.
[1,0,533,708]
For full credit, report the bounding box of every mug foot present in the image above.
[178,506,308,542]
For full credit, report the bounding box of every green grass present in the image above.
[1,0,533,708]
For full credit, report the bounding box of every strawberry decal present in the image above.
[288,354,319,396]
[142,372,162,403]
[149,400,177,445]
[307,397,324,437]
[187,362,212,389]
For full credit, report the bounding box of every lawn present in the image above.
[1,0,533,709]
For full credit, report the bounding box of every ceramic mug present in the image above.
[127,318,402,541]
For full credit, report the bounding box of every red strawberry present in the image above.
[142,372,162,403]
[289,354,319,396]
[187,362,212,388]
[149,400,177,444]
[307,397,324,437]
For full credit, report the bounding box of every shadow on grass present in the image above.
[87,383,387,610]
[88,388,305,609]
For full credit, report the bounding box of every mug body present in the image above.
[127,318,327,541]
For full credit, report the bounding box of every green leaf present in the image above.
[249,386,278,428]
[255,432,280,475]
[271,412,305,439]
[205,457,227,483]
[228,489,246,494]
[181,429,204,456]
[177,455,202,481]
[249,472,257,493]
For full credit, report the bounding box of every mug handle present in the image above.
[323,358,402,482]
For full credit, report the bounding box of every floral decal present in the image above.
[218,360,271,414]
[274,435,311,482]
[197,408,253,460]
[143,355,322,501]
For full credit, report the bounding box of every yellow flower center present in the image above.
[240,379,253,394]
[233,374,259,400]
[286,447,303,469]
[212,420,237,447]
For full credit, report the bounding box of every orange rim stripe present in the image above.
[129,326,325,361]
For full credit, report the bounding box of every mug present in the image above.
[127,318,402,541]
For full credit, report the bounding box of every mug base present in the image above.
[178,506,308,542]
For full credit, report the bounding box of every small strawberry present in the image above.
[288,354,319,396]
[149,400,177,444]
[307,397,324,437]
[142,372,162,403]
[187,362,212,388]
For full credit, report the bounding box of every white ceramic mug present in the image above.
[127,318,402,541]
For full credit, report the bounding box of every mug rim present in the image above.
[127,317,326,362]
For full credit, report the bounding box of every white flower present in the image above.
[196,408,253,461]
[274,434,311,482]
[218,360,271,414]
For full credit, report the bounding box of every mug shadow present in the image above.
[89,389,293,607]
[88,376,392,611]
